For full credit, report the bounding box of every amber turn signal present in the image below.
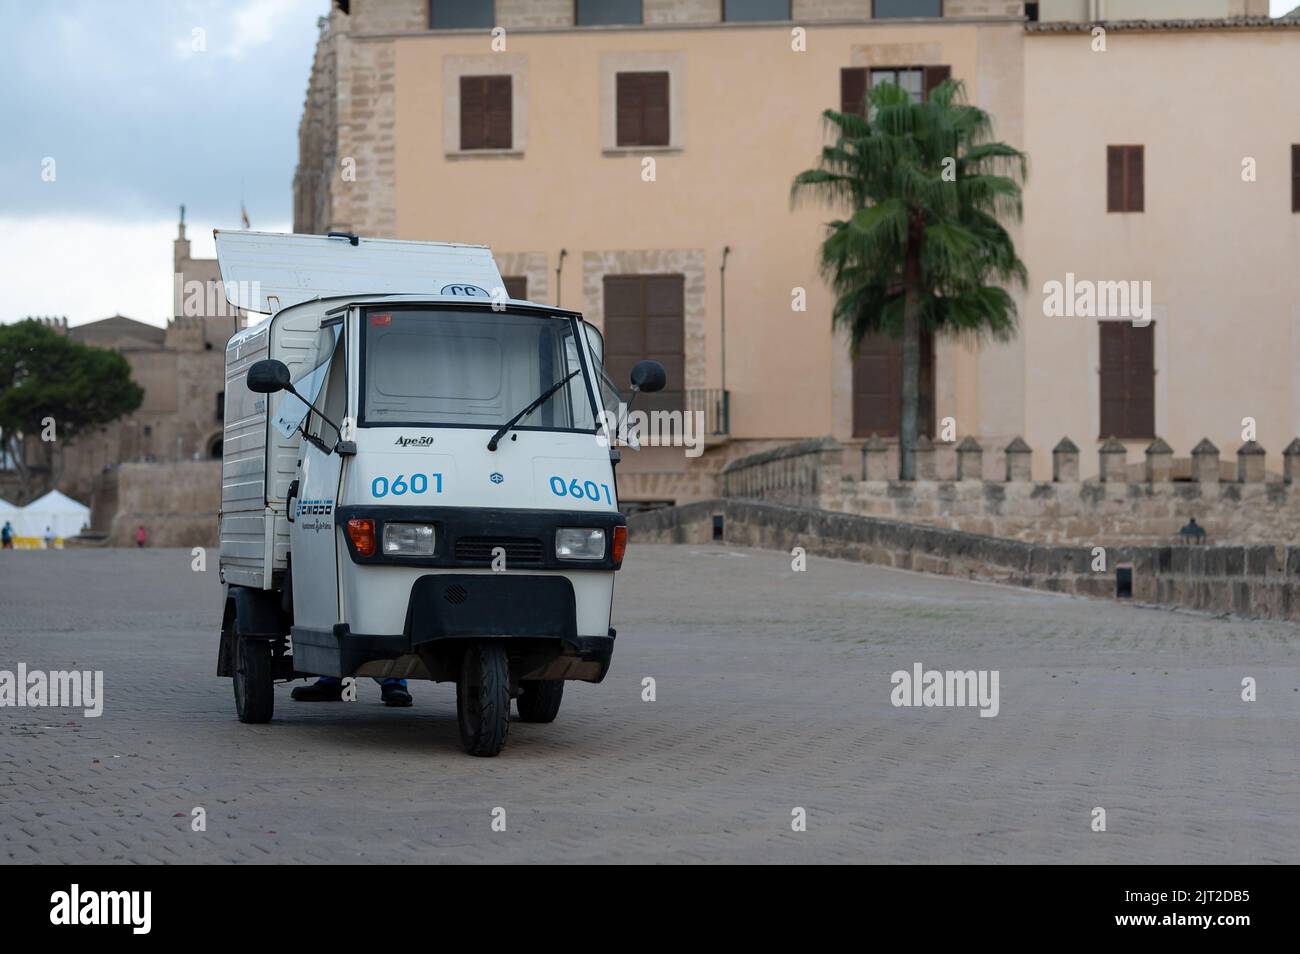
[611,525,628,568]
[347,518,376,557]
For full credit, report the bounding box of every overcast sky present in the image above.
[0,0,324,328]
[1,1,1295,328]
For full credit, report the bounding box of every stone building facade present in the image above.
[292,0,1299,507]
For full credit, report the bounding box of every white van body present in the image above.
[214,232,640,754]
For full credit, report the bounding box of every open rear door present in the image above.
[213,230,507,313]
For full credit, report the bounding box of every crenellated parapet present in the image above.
[721,435,1300,545]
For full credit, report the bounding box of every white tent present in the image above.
[14,490,90,543]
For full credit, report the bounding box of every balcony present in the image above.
[688,388,730,438]
[633,388,731,440]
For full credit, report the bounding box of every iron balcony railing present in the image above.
[621,388,730,438]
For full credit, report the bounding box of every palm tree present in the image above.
[792,79,1027,480]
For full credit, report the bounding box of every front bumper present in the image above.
[290,572,615,682]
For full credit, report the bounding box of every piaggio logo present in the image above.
[489,472,504,484]
[394,436,434,448]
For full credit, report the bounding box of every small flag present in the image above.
[240,203,250,229]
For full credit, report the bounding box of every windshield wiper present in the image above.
[487,369,581,451]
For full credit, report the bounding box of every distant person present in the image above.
[1,521,13,549]
[135,525,147,548]
[43,526,54,549]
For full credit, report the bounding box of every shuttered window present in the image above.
[460,75,512,151]
[724,0,791,20]
[616,72,670,147]
[1107,145,1144,213]
[875,0,943,15]
[841,65,950,113]
[1292,145,1300,213]
[502,276,527,300]
[603,275,684,414]
[1099,322,1155,439]
[431,0,494,29]
[851,333,934,439]
[577,0,642,26]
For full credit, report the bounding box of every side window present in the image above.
[583,323,621,420]
[309,333,347,442]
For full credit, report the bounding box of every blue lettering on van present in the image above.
[371,473,443,498]
[548,476,612,506]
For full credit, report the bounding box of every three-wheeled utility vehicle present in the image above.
[214,231,665,755]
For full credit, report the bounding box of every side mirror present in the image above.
[246,359,292,394]
[630,360,667,394]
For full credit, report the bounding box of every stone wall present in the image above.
[108,461,221,548]
[628,498,1300,621]
[722,435,1300,545]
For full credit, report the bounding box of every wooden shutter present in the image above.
[461,76,485,150]
[840,67,867,114]
[616,72,670,147]
[644,73,670,146]
[922,65,951,101]
[616,73,642,146]
[1107,146,1125,212]
[852,332,934,438]
[503,276,527,300]
[1127,322,1155,438]
[603,275,684,413]
[1292,145,1300,213]
[1099,322,1154,438]
[1108,145,1144,212]
[1125,146,1144,212]
[1099,323,1127,436]
[484,75,512,149]
[460,75,511,150]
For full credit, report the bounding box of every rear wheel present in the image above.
[456,642,509,756]
[516,679,563,723]
[233,632,274,724]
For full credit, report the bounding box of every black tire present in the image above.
[456,642,510,756]
[516,679,564,723]
[233,633,274,724]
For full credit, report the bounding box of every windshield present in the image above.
[361,307,598,431]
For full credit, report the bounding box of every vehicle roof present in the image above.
[226,294,588,351]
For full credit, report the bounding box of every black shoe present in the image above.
[291,680,344,702]
[381,683,413,707]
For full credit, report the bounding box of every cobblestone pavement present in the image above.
[1,545,1296,864]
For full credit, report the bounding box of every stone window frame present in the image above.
[493,251,550,303]
[599,51,686,156]
[581,249,707,391]
[442,54,528,159]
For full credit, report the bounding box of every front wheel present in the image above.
[456,642,510,756]
[234,635,274,724]
[516,679,563,723]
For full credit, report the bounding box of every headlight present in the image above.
[556,527,605,560]
[382,522,435,556]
